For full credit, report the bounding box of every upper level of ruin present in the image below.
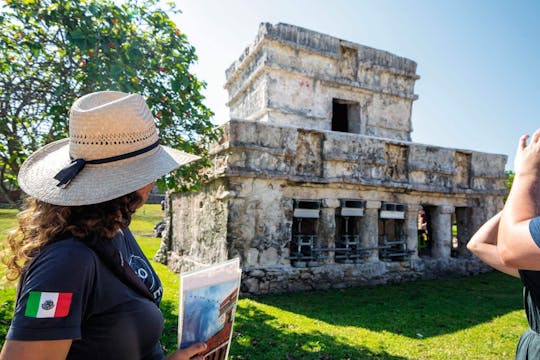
[217,23,508,195]
[225,23,419,141]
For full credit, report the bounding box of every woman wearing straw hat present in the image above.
[1,91,207,359]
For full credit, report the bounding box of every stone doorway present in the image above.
[378,203,408,261]
[418,205,436,257]
[335,215,363,263]
[290,200,321,267]
[452,207,473,258]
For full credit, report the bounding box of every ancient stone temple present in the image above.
[157,23,507,294]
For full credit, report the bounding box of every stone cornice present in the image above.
[226,23,419,84]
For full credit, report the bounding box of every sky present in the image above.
[173,0,540,170]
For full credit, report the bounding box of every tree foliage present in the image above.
[0,0,219,203]
[504,170,514,202]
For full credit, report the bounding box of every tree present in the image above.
[0,0,219,204]
[504,170,514,202]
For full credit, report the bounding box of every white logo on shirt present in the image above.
[129,255,156,291]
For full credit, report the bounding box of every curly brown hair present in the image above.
[2,191,143,281]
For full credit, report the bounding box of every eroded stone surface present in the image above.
[159,23,507,295]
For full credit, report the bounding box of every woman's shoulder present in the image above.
[32,238,98,269]
[21,238,99,293]
[45,237,96,253]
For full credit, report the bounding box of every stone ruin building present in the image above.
[157,23,507,294]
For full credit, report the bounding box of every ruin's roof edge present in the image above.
[218,118,508,161]
[225,22,419,82]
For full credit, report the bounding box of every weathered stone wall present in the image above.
[225,23,419,141]
[164,118,506,294]
[217,120,507,194]
[166,179,230,273]
[213,176,498,263]
[226,23,418,95]
[164,22,508,296]
[242,258,493,294]
[227,71,267,122]
[226,178,292,268]
[366,94,413,140]
[166,171,502,294]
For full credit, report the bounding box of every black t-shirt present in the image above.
[520,217,540,333]
[7,228,165,360]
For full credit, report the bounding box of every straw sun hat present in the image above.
[18,91,200,206]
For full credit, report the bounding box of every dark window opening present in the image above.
[290,217,319,267]
[335,215,366,263]
[453,207,472,258]
[342,199,365,210]
[378,202,412,261]
[335,199,368,263]
[378,218,406,261]
[296,200,320,209]
[418,205,436,258]
[332,99,349,132]
[289,199,321,267]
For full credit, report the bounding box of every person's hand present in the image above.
[514,130,540,177]
[165,343,207,360]
[514,134,529,174]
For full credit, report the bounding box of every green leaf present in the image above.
[69,30,86,40]
[110,64,122,78]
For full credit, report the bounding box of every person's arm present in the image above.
[3,242,96,358]
[467,212,519,278]
[0,340,72,360]
[498,132,540,269]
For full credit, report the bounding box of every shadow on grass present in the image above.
[249,272,524,339]
[159,297,407,359]
[0,272,523,357]
[0,296,406,359]
[229,303,407,360]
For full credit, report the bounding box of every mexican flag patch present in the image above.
[24,291,72,318]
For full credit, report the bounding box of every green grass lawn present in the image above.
[0,206,529,359]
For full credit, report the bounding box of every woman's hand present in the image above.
[498,129,540,269]
[165,343,207,360]
[514,130,540,177]
[514,134,528,174]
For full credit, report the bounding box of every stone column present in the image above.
[319,198,339,264]
[431,205,455,258]
[468,196,502,257]
[405,204,422,259]
[360,200,381,261]
[455,207,472,258]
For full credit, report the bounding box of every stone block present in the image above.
[322,198,340,208]
[365,200,382,209]
[260,248,279,265]
[249,269,265,278]
[246,248,259,266]
[243,278,259,294]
